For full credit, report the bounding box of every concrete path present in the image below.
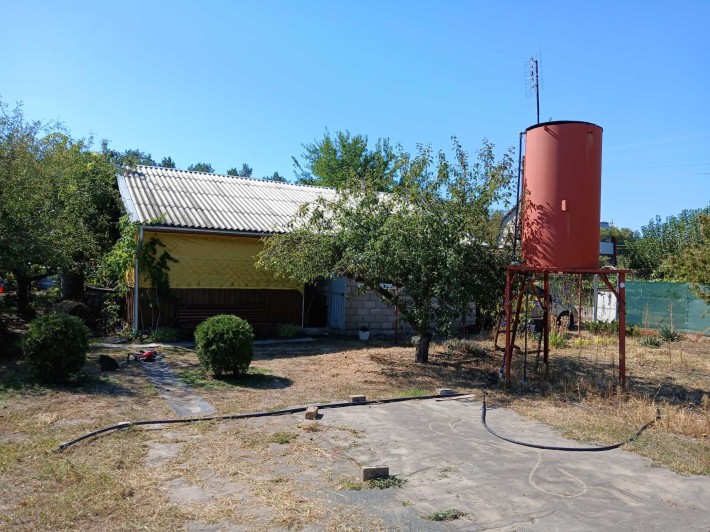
[321,398,710,531]
[141,361,216,416]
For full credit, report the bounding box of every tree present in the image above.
[622,207,709,279]
[258,137,515,362]
[101,143,156,167]
[263,171,286,182]
[662,212,710,303]
[227,163,253,177]
[0,101,119,316]
[188,162,214,173]
[159,156,176,168]
[293,129,400,191]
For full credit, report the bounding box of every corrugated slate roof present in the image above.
[118,166,336,234]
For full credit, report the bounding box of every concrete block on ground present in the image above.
[305,406,319,420]
[362,465,390,481]
[349,395,367,403]
[437,388,456,396]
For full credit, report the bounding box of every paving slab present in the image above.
[321,398,710,531]
[141,361,216,416]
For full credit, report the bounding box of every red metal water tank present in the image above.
[521,121,603,269]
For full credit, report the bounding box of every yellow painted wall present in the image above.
[139,231,302,292]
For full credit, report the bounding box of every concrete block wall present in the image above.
[343,279,409,337]
[341,278,478,338]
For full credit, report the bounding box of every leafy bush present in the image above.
[626,324,642,337]
[585,321,619,334]
[149,327,178,342]
[639,336,662,348]
[659,326,680,342]
[23,313,89,382]
[194,314,254,377]
[549,332,568,348]
[276,323,299,338]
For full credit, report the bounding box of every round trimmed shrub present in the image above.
[24,313,89,383]
[194,315,254,377]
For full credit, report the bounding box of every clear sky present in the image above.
[2,1,708,231]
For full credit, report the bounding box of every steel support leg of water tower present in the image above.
[619,272,627,388]
[598,271,627,388]
[504,270,513,383]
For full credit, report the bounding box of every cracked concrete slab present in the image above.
[320,398,710,531]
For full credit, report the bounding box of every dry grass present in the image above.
[1,330,708,529]
[501,327,710,475]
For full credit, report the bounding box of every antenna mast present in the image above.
[526,56,541,124]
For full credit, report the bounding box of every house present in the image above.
[117,165,416,337]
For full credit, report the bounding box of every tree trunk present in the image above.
[15,274,34,319]
[61,270,85,300]
[415,332,432,363]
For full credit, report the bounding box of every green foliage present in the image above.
[397,387,428,398]
[549,332,569,348]
[149,327,178,342]
[159,156,176,168]
[585,320,620,334]
[226,163,252,177]
[626,324,642,337]
[293,129,401,191]
[23,314,89,382]
[98,215,177,330]
[194,315,254,377]
[1,100,121,316]
[639,335,662,348]
[259,136,515,362]
[268,431,298,444]
[621,207,709,280]
[659,326,680,342]
[660,212,710,303]
[424,509,467,521]
[101,142,156,167]
[276,323,299,338]
[187,162,214,173]
[367,476,407,489]
[263,171,286,182]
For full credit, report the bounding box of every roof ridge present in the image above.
[127,164,336,192]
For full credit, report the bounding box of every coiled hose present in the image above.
[481,391,661,452]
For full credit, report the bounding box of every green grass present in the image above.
[367,476,407,489]
[340,475,407,490]
[268,431,298,444]
[423,509,466,521]
[397,387,429,398]
[177,366,275,388]
[549,332,568,348]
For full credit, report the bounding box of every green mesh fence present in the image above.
[626,281,710,335]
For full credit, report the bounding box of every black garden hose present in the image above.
[57,393,465,451]
[481,391,661,452]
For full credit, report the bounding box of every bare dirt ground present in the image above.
[1,331,708,530]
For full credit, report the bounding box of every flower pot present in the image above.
[358,330,370,341]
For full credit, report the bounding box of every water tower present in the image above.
[499,121,630,387]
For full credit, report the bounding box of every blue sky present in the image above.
[2,1,708,230]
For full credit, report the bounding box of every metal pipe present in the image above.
[132,226,144,333]
[511,132,524,261]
